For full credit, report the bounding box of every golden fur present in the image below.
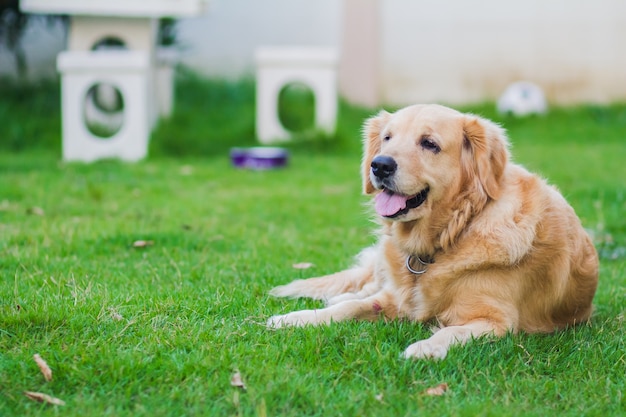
[267,104,599,360]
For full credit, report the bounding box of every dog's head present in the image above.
[362,104,509,222]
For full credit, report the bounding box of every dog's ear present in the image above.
[461,115,509,200]
[362,110,391,194]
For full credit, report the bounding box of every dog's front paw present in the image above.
[266,310,321,329]
[403,339,448,360]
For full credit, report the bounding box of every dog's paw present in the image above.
[402,339,448,360]
[266,310,320,328]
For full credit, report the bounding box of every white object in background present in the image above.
[255,47,338,144]
[497,81,548,117]
[64,16,160,129]
[19,0,209,17]
[57,50,151,162]
[156,47,178,118]
[20,0,209,161]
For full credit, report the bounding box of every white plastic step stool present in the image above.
[255,47,338,144]
[57,50,151,162]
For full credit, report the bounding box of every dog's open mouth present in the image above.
[374,187,430,218]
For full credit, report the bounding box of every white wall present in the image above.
[177,0,341,78]
[379,0,626,105]
[3,0,626,105]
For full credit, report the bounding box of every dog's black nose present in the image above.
[371,156,397,179]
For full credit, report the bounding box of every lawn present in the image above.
[0,76,625,416]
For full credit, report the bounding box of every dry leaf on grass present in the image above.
[24,391,65,406]
[424,383,448,396]
[33,354,52,381]
[230,371,246,390]
[292,262,314,269]
[110,310,124,321]
[132,240,154,248]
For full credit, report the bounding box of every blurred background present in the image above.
[2,0,626,107]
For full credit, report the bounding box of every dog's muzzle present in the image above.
[371,155,397,180]
[370,155,430,218]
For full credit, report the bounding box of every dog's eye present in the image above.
[383,133,392,142]
[420,137,441,154]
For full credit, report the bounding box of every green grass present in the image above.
[0,75,625,416]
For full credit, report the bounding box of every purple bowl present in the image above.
[230,148,249,167]
[230,147,289,170]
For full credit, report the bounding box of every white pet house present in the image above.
[57,51,151,162]
[20,0,208,162]
[255,47,338,144]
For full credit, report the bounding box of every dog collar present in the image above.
[406,255,434,275]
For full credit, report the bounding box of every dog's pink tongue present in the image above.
[374,191,407,217]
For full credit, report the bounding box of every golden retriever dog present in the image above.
[267,104,599,360]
